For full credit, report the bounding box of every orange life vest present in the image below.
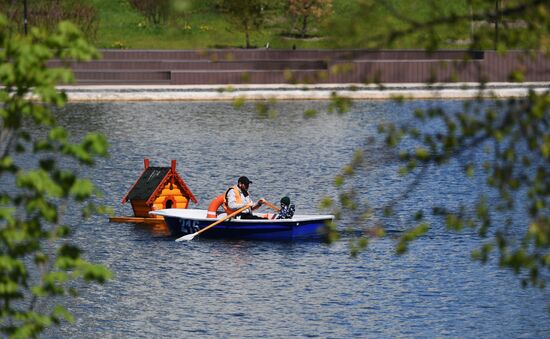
[222,185,244,214]
[207,186,249,218]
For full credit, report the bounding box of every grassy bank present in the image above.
[89,0,503,50]
[91,0,340,49]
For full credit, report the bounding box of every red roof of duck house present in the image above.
[121,159,197,205]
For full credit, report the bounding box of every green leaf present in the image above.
[16,170,63,198]
[80,263,113,283]
[232,97,246,108]
[415,147,430,161]
[396,223,430,255]
[465,163,474,177]
[69,179,94,201]
[508,70,525,82]
[542,135,550,159]
[304,109,318,118]
[334,175,344,187]
[319,197,333,209]
[328,92,352,114]
[52,305,75,324]
[49,126,68,141]
[0,155,14,171]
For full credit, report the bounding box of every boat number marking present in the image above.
[181,220,200,234]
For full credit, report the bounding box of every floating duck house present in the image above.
[121,159,197,218]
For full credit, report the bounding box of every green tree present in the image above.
[217,0,271,48]
[324,0,550,291]
[287,0,333,38]
[127,0,172,25]
[0,16,111,337]
[0,0,99,40]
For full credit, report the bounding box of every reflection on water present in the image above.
[133,222,172,237]
[35,100,549,338]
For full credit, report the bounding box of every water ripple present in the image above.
[35,100,550,338]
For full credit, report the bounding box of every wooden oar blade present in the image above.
[175,233,197,242]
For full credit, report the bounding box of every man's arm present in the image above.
[251,198,265,211]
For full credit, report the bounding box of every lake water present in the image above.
[34,100,549,338]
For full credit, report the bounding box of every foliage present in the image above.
[385,92,549,288]
[127,0,172,25]
[0,16,111,337]
[326,0,547,50]
[216,0,272,48]
[0,0,99,40]
[323,0,550,292]
[287,0,333,38]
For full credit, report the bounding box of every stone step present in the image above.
[98,49,484,61]
[73,70,171,81]
[170,70,330,85]
[71,69,332,85]
[50,60,328,71]
[74,80,172,85]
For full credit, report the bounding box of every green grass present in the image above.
[88,0,522,50]
[90,0,340,49]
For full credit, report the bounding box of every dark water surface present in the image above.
[36,100,548,338]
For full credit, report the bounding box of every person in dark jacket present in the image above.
[276,196,295,219]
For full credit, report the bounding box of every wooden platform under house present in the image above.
[109,159,197,224]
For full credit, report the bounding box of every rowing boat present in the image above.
[149,208,334,241]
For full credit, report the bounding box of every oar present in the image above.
[175,203,252,242]
[263,200,281,212]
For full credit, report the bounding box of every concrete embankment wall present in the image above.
[50,49,550,85]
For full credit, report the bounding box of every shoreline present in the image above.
[59,82,550,102]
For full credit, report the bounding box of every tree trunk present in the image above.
[245,29,251,48]
[494,0,500,50]
[289,15,298,35]
[23,0,28,35]
[300,15,309,38]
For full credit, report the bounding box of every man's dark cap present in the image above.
[238,176,252,184]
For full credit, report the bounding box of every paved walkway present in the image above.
[60,82,550,101]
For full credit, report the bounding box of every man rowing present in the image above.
[224,176,267,219]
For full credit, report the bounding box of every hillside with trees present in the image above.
[0,0,534,50]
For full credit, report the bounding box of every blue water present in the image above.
[31,100,549,338]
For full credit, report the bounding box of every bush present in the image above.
[0,0,98,40]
